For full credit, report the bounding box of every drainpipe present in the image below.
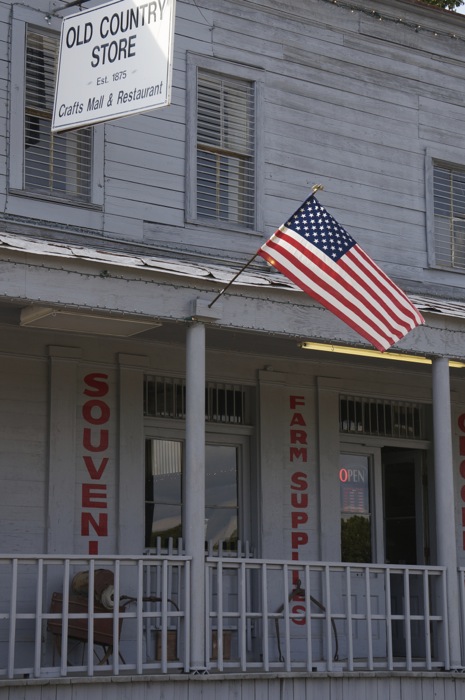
[432,356,462,669]
[185,320,206,671]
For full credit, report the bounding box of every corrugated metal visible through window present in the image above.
[25,29,92,202]
[434,164,465,270]
[196,70,255,229]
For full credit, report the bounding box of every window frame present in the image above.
[339,446,383,565]
[9,5,104,210]
[144,421,253,552]
[185,52,264,235]
[426,148,465,273]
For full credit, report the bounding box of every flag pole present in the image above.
[208,183,324,309]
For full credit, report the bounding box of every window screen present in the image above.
[25,29,92,202]
[196,70,255,228]
[433,163,465,270]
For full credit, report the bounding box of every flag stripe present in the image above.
[259,234,397,350]
[263,229,411,345]
[337,247,420,331]
[259,246,390,351]
[264,232,397,343]
[350,245,424,326]
[257,194,424,351]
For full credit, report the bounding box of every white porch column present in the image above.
[185,321,206,670]
[432,356,461,668]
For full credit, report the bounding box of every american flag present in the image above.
[258,195,424,351]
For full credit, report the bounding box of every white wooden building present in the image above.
[1,0,465,697]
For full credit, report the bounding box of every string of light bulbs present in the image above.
[321,0,465,42]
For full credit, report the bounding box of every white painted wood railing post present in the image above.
[432,356,461,668]
[185,321,206,671]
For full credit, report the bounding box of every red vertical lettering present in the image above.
[290,412,306,426]
[83,456,108,480]
[291,472,308,490]
[290,447,308,462]
[81,512,108,537]
[291,604,306,625]
[81,372,110,552]
[82,483,107,508]
[291,492,308,508]
[458,414,465,433]
[458,414,465,550]
[291,532,308,549]
[290,396,305,409]
[292,512,308,528]
[83,428,109,452]
[84,373,109,397]
[290,430,307,444]
[82,400,111,425]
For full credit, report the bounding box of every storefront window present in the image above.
[145,439,182,548]
[205,445,238,550]
[339,454,372,563]
[145,439,239,550]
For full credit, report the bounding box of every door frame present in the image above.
[381,447,429,566]
[340,437,431,565]
[144,420,254,550]
[340,444,384,564]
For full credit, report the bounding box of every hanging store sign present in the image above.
[52,0,176,132]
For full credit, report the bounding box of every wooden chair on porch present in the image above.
[47,569,128,665]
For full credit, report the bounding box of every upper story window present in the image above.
[24,29,92,203]
[9,6,103,211]
[186,54,263,233]
[433,163,465,271]
[197,71,255,228]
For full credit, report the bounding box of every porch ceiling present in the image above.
[0,299,436,373]
[1,232,465,363]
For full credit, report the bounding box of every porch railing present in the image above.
[0,554,190,679]
[206,558,448,672]
[0,554,451,679]
[457,567,465,667]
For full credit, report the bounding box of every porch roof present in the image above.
[1,231,464,322]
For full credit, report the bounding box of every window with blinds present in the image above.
[433,163,465,270]
[196,70,255,229]
[25,29,92,202]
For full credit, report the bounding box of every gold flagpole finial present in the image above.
[311,183,324,195]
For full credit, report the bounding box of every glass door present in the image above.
[382,448,429,659]
[340,453,372,563]
[338,448,385,660]
[145,434,250,551]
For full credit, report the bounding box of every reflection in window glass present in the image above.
[205,445,238,551]
[144,440,239,551]
[339,454,372,563]
[145,439,182,548]
[24,30,92,202]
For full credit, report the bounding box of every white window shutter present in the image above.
[196,70,255,229]
[25,29,93,203]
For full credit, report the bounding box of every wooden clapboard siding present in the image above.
[0,673,465,700]
[0,2,10,208]
[0,0,465,294]
[0,356,47,552]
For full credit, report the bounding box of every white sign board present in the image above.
[52,0,176,132]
